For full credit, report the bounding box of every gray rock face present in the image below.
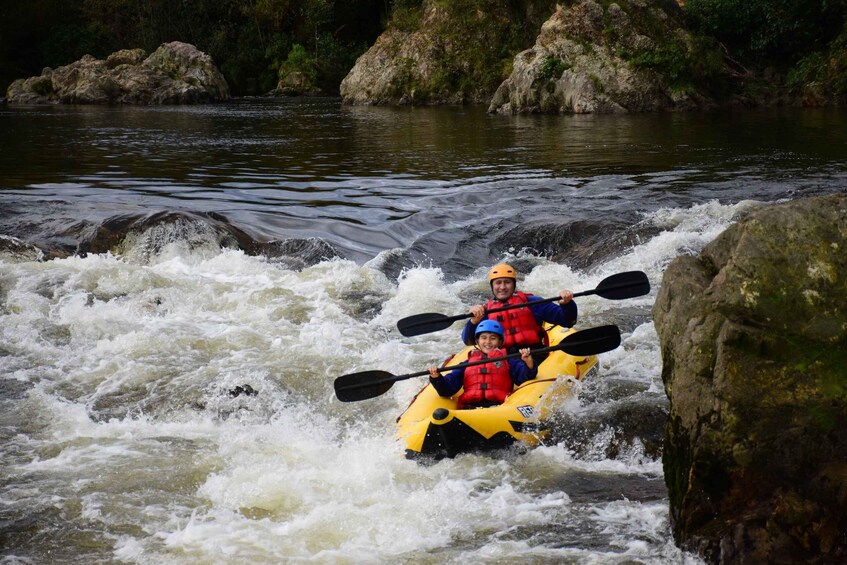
[652,195,847,563]
[340,4,494,105]
[340,26,439,105]
[6,42,230,105]
[341,0,717,112]
[0,235,44,263]
[489,0,712,114]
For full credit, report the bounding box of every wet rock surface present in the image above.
[653,194,847,563]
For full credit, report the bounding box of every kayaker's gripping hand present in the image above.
[428,366,442,379]
[469,304,485,324]
[520,348,534,369]
[558,290,573,305]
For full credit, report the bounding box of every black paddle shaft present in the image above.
[334,324,622,402]
[396,271,649,337]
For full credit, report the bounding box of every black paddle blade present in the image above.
[397,271,650,337]
[334,370,397,402]
[334,324,622,403]
[591,271,650,300]
[397,312,455,337]
[557,324,621,357]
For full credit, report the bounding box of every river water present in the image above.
[1,98,845,564]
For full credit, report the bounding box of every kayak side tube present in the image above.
[396,326,599,460]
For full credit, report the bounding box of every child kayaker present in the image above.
[428,320,537,408]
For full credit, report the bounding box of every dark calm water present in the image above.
[1,98,845,564]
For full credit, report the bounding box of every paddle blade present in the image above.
[591,271,651,300]
[334,370,396,402]
[397,312,456,337]
[557,325,622,357]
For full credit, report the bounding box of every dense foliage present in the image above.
[2,0,846,100]
[0,0,389,96]
[686,0,846,63]
[686,0,847,95]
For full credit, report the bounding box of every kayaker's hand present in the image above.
[558,289,573,305]
[520,347,534,369]
[469,304,485,324]
[428,365,442,379]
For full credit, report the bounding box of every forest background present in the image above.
[2,0,846,102]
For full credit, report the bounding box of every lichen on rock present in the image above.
[341,0,724,113]
[489,0,721,114]
[653,194,847,562]
[6,42,229,105]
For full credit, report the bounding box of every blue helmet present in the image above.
[475,319,504,339]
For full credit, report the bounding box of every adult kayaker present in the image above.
[428,320,536,408]
[461,263,577,364]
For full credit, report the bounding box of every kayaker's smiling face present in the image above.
[475,332,502,352]
[491,277,515,301]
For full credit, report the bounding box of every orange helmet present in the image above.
[488,263,517,282]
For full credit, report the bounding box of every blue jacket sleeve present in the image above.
[528,295,578,328]
[430,366,465,397]
[461,320,477,346]
[508,358,538,386]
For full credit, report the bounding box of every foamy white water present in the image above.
[0,198,760,564]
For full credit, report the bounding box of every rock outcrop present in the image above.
[6,42,229,105]
[0,235,44,263]
[341,0,722,112]
[341,1,552,105]
[489,0,715,114]
[652,195,847,563]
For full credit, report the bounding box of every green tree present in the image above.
[686,0,847,66]
[3,0,390,96]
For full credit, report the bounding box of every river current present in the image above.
[1,98,846,564]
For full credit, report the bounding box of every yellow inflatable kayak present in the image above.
[396,325,599,460]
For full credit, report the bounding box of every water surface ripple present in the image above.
[1,98,846,564]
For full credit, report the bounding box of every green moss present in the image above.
[30,76,54,96]
[391,1,425,33]
[589,73,603,92]
[663,414,692,511]
[387,57,418,100]
[727,329,847,436]
[386,0,559,102]
[540,56,569,80]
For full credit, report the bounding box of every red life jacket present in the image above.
[485,291,547,349]
[458,348,514,407]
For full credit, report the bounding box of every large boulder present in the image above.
[340,22,447,105]
[6,42,229,105]
[342,0,723,111]
[652,195,847,563]
[341,1,549,105]
[489,0,717,114]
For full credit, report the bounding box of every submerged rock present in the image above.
[257,238,342,270]
[652,195,847,562]
[228,384,258,398]
[0,235,44,263]
[6,42,229,105]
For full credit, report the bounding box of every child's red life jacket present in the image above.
[458,348,513,407]
[486,291,547,349]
